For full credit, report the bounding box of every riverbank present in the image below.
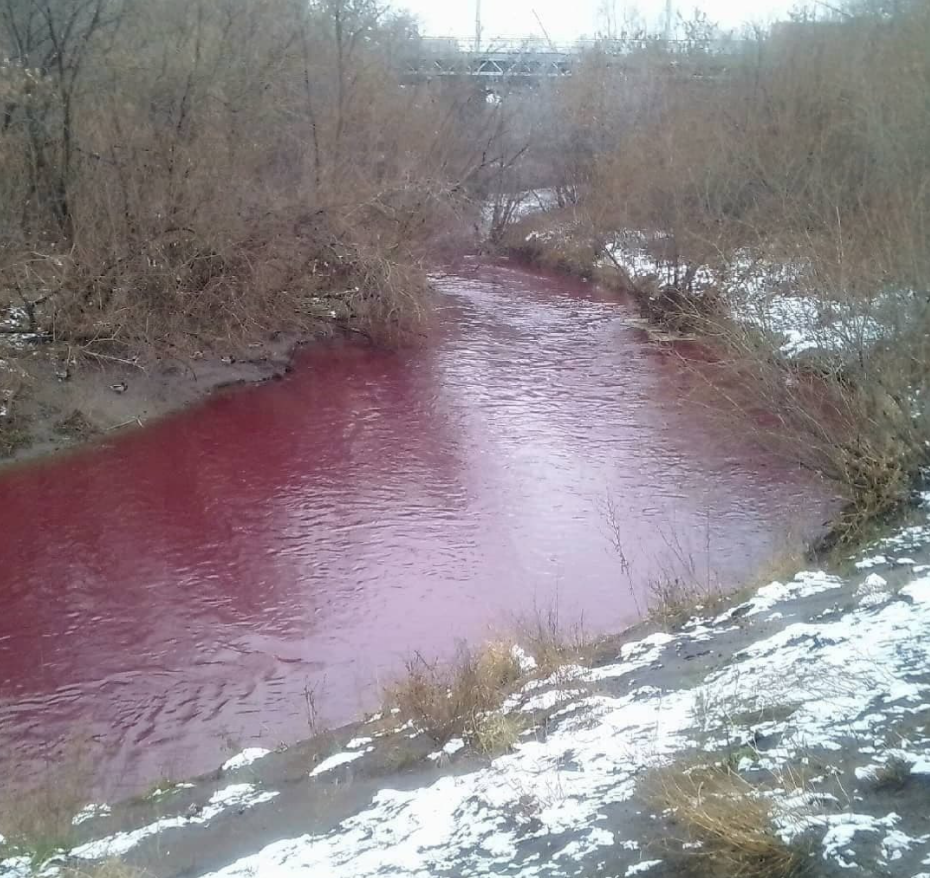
[3,500,928,878]
[498,204,930,550]
[0,331,315,467]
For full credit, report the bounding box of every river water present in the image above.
[0,261,829,796]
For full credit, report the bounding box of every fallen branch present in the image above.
[106,417,144,432]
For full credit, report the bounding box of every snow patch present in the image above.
[626,860,662,875]
[72,804,112,826]
[70,784,277,860]
[222,748,271,771]
[309,749,370,778]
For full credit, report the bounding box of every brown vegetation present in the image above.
[514,605,592,674]
[60,862,147,878]
[493,0,930,544]
[1,0,926,545]
[385,641,523,747]
[385,612,595,751]
[0,0,513,453]
[870,756,914,793]
[0,757,89,865]
[645,764,808,878]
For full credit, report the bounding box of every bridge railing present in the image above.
[417,35,746,58]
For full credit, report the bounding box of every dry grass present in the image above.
[55,409,99,440]
[500,215,599,278]
[870,757,914,793]
[648,535,808,631]
[0,366,30,457]
[0,775,86,865]
[646,765,808,878]
[515,606,593,674]
[385,604,602,754]
[472,713,526,757]
[385,641,523,746]
[647,576,723,630]
[375,738,429,774]
[0,738,100,866]
[0,418,30,457]
[60,861,148,878]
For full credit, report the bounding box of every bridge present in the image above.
[405,36,746,81]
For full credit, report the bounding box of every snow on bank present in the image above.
[70,785,278,861]
[2,786,278,877]
[309,748,371,778]
[481,189,564,233]
[716,569,843,621]
[5,519,928,878]
[600,231,698,286]
[734,285,885,359]
[189,555,930,877]
[72,804,112,827]
[222,748,271,772]
[599,234,898,360]
[0,306,43,351]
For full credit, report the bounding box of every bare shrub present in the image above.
[499,215,599,277]
[0,0,505,371]
[539,0,930,540]
[705,308,930,547]
[647,576,719,630]
[0,363,29,455]
[636,515,725,628]
[385,641,522,746]
[870,756,914,793]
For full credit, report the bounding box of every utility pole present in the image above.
[664,0,674,42]
[475,0,482,52]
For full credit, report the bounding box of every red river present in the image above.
[0,262,830,796]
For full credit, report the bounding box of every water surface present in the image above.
[0,262,829,795]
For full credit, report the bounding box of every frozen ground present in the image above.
[2,509,930,877]
[600,234,899,360]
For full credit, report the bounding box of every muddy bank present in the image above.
[0,331,312,467]
[6,504,929,878]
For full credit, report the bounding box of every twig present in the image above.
[80,350,146,370]
[106,417,144,431]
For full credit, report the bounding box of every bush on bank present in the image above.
[492,0,930,545]
[0,0,515,453]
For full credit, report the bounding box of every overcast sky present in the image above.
[399,0,805,40]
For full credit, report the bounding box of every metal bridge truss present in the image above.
[405,37,745,81]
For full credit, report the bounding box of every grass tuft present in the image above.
[515,606,593,674]
[471,712,526,756]
[0,409,31,457]
[871,756,914,792]
[55,410,99,440]
[0,783,84,866]
[647,575,723,630]
[385,641,522,746]
[645,765,808,878]
[61,861,148,878]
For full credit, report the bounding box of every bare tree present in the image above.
[0,0,123,241]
